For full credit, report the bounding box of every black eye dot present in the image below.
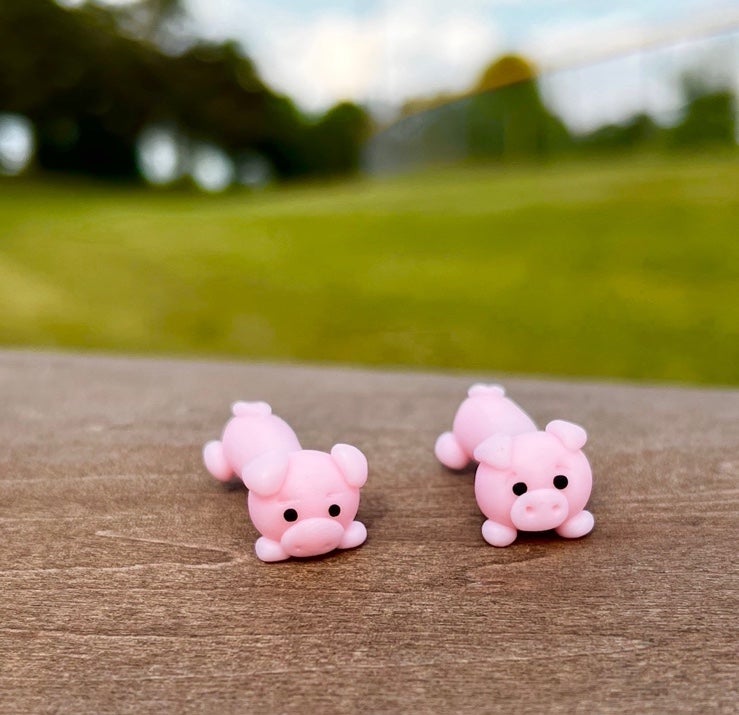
[328,504,341,517]
[283,508,298,522]
[512,482,528,496]
[553,475,568,490]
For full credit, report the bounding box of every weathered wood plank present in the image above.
[1,351,737,713]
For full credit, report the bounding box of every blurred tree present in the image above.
[578,113,661,153]
[0,0,145,177]
[476,54,536,92]
[667,75,736,148]
[578,74,736,153]
[308,102,372,175]
[467,55,571,161]
[0,0,368,182]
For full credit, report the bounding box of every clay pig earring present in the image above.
[204,402,368,562]
[435,384,594,547]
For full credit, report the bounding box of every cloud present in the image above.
[376,2,502,105]
[183,0,502,111]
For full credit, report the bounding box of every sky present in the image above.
[172,0,739,130]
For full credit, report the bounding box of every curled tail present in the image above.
[467,383,505,398]
[231,401,272,417]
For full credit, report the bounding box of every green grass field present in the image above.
[1,153,737,385]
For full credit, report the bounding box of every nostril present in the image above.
[525,505,534,514]
[552,504,561,512]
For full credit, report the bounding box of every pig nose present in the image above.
[510,489,569,532]
[281,518,345,558]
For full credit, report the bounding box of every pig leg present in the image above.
[435,431,470,470]
[556,510,594,539]
[339,521,367,550]
[481,519,518,547]
[203,440,233,482]
[255,537,289,562]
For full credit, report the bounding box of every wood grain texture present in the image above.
[1,350,737,714]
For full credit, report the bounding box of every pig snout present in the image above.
[281,518,345,558]
[510,489,569,531]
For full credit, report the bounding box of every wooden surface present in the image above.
[1,350,737,714]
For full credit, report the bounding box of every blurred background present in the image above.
[0,0,737,385]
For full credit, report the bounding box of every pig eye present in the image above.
[283,508,298,522]
[328,504,341,517]
[553,475,568,490]
[512,482,527,496]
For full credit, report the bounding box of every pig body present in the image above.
[434,384,537,470]
[436,385,594,546]
[203,402,367,562]
[203,401,301,482]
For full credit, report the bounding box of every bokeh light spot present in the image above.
[136,126,182,185]
[190,144,234,192]
[0,114,35,175]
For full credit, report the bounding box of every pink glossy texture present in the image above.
[436,386,594,546]
[434,384,537,470]
[203,402,367,562]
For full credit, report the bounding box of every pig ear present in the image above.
[474,434,513,470]
[330,444,368,488]
[241,450,290,496]
[546,420,587,451]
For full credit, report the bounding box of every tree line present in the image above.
[0,1,735,184]
[367,54,736,174]
[0,0,370,182]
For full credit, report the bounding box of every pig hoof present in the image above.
[255,537,289,562]
[482,520,517,547]
[556,510,594,539]
[435,432,469,470]
[203,440,233,482]
[339,521,367,550]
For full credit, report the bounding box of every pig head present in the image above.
[243,444,368,562]
[473,420,594,546]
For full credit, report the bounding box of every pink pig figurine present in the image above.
[203,401,368,562]
[436,385,594,547]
